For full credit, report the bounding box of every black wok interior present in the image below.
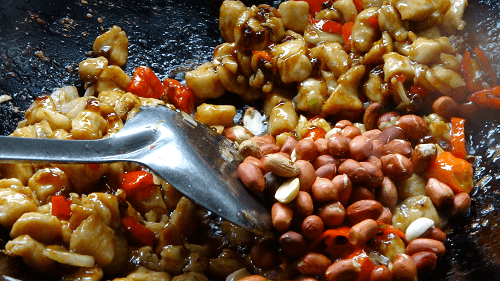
[1,0,500,280]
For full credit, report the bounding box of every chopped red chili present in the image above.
[127,65,165,99]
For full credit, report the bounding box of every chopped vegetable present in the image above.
[353,0,363,14]
[51,195,72,221]
[121,216,156,247]
[378,222,407,243]
[461,51,483,94]
[309,16,343,34]
[304,127,326,141]
[163,78,195,114]
[426,152,474,194]
[121,171,155,200]
[342,22,355,51]
[474,47,497,86]
[451,117,466,159]
[126,65,164,99]
[347,248,375,281]
[468,85,500,109]
[368,16,379,29]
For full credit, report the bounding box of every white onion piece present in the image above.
[43,246,95,267]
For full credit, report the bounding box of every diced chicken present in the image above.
[408,37,455,64]
[71,110,107,140]
[396,174,427,201]
[219,0,248,43]
[431,64,466,89]
[309,42,350,78]
[441,0,467,32]
[295,78,329,115]
[395,0,437,21]
[114,267,171,281]
[82,193,121,229]
[93,25,128,67]
[352,7,380,53]
[0,188,38,228]
[185,62,226,100]
[70,214,115,267]
[267,102,299,136]
[28,167,71,204]
[62,267,104,281]
[79,57,109,87]
[10,212,62,244]
[4,235,56,273]
[56,164,106,194]
[103,234,129,275]
[24,107,72,131]
[98,90,123,108]
[378,2,408,42]
[424,113,452,141]
[270,35,312,83]
[362,66,390,103]
[392,195,440,232]
[262,88,293,117]
[60,96,90,120]
[0,164,34,186]
[51,86,80,112]
[304,25,344,46]
[95,66,131,93]
[115,92,141,120]
[278,1,310,34]
[321,65,366,117]
[334,0,358,23]
[383,52,415,81]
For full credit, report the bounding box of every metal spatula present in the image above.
[0,106,272,233]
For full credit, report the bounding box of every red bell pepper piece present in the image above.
[121,216,156,247]
[127,66,165,99]
[353,0,363,13]
[468,85,500,109]
[342,22,355,51]
[309,16,343,34]
[474,47,497,87]
[51,195,72,221]
[304,127,326,141]
[121,171,155,200]
[163,78,195,114]
[426,152,474,194]
[451,117,466,159]
[461,51,483,94]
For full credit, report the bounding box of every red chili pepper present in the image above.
[461,51,483,94]
[121,216,156,247]
[297,0,331,16]
[51,195,72,221]
[377,222,407,244]
[451,117,466,159]
[163,78,195,114]
[474,47,497,87]
[126,66,165,99]
[252,50,272,63]
[468,85,500,109]
[353,0,363,13]
[310,227,354,258]
[368,15,379,29]
[342,22,355,51]
[121,171,155,200]
[409,84,428,99]
[304,127,326,141]
[309,15,343,34]
[347,248,375,281]
[426,152,474,194]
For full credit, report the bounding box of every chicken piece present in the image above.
[233,5,285,51]
[56,164,106,194]
[0,188,38,228]
[352,7,380,53]
[61,267,104,281]
[270,35,312,83]
[219,0,248,43]
[79,57,109,87]
[309,42,350,78]
[395,0,437,21]
[194,104,236,127]
[98,90,123,108]
[408,37,455,64]
[334,0,358,23]
[114,267,171,281]
[4,235,56,273]
[412,64,454,96]
[172,272,209,281]
[378,2,408,42]
[295,78,329,115]
[377,231,406,262]
[441,0,467,32]
[28,167,71,204]
[71,110,107,140]
[321,65,366,117]
[322,71,339,94]
[51,86,80,112]
[0,164,34,186]
[24,107,72,132]
[383,52,415,82]
[115,92,141,120]
[431,64,466,89]
[363,0,384,8]
[267,101,299,136]
[185,62,226,100]
[10,212,62,244]
[424,113,451,142]
[103,234,129,275]
[396,174,427,201]
[304,25,344,46]
[70,214,115,267]
[439,53,461,71]
[362,66,390,103]
[263,88,294,117]
[392,195,441,232]
[93,25,128,67]
[278,1,310,33]
[59,96,90,120]
[82,193,121,229]
[361,34,393,65]
[95,65,131,93]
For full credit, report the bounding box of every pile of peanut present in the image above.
[236,111,471,281]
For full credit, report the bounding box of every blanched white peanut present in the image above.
[405,217,435,242]
[275,177,300,204]
[93,25,128,67]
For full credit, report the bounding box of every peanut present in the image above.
[327,135,351,158]
[312,177,339,202]
[349,219,378,246]
[349,135,374,161]
[239,140,262,159]
[375,126,404,144]
[363,102,385,131]
[406,238,446,258]
[250,239,277,268]
[360,161,383,189]
[264,153,300,177]
[335,120,353,129]
[250,134,275,146]
[239,276,267,281]
[260,143,281,156]
[317,201,346,227]
[371,139,385,158]
[432,96,458,119]
[271,202,293,232]
[315,164,337,180]
[312,155,339,170]
[349,186,375,203]
[342,125,362,139]
[411,143,437,174]
[346,200,383,225]
[332,174,353,206]
[396,114,429,140]
[426,178,454,210]
[338,159,367,184]
[377,207,392,225]
[384,139,412,158]
[279,231,307,257]
[296,160,316,192]
[421,227,447,242]
[315,138,330,155]
[237,162,265,193]
[243,156,265,173]
[376,177,398,211]
[362,129,382,140]
[281,136,297,154]
[411,251,438,274]
[377,111,400,130]
[450,192,471,217]
[325,259,360,281]
[392,254,417,281]
[295,138,319,161]
[301,215,324,240]
[224,125,252,144]
[275,177,300,204]
[296,252,331,275]
[293,191,314,217]
[370,265,392,281]
[380,153,413,182]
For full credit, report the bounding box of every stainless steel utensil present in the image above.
[0,105,272,233]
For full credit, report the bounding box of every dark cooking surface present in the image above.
[0,0,500,280]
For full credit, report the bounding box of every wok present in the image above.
[0,0,500,280]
